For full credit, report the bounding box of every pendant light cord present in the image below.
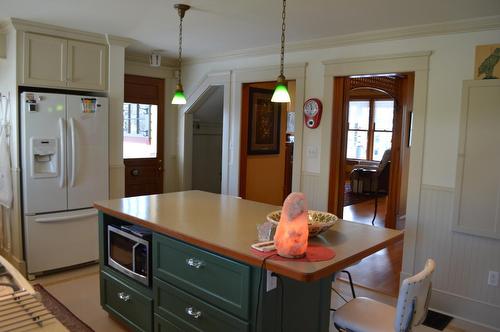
[279,0,286,77]
[177,11,184,85]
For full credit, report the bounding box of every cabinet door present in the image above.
[23,33,67,87]
[67,40,107,91]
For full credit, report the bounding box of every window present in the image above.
[346,98,394,161]
[123,103,158,159]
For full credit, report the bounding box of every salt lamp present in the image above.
[273,192,309,258]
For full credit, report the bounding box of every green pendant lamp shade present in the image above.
[172,4,190,105]
[172,84,187,105]
[272,0,291,104]
[271,75,291,103]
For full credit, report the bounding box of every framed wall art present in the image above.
[475,44,500,80]
[248,88,282,154]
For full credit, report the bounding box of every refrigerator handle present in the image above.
[69,117,77,187]
[58,118,65,188]
[34,210,98,223]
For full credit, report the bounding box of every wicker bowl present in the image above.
[266,210,339,237]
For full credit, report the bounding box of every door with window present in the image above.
[123,75,164,197]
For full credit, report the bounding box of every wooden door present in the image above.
[124,75,165,197]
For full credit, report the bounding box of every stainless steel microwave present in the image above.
[107,225,151,286]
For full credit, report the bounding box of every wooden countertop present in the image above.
[94,191,403,282]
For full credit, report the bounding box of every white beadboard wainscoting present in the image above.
[301,172,328,211]
[413,184,500,330]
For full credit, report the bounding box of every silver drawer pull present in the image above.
[186,257,204,269]
[185,306,202,319]
[118,292,130,302]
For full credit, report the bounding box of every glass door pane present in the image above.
[123,103,158,159]
[374,100,394,131]
[347,131,368,159]
[373,132,392,161]
[348,101,370,129]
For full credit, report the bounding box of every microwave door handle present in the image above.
[132,243,140,272]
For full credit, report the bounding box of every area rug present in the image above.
[34,284,94,332]
[422,310,453,330]
[343,182,384,206]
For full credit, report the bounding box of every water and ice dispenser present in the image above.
[30,138,58,178]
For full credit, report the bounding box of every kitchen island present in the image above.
[94,190,403,332]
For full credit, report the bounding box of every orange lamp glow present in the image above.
[273,192,309,258]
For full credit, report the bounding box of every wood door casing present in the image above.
[239,82,289,205]
[328,74,414,229]
[124,74,165,197]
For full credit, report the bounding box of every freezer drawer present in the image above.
[24,208,99,274]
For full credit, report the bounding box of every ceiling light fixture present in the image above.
[271,0,291,103]
[171,4,190,105]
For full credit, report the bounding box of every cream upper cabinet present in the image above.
[22,33,107,91]
[23,33,67,87]
[67,40,107,90]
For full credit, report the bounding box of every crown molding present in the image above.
[322,51,432,66]
[9,17,107,44]
[185,15,500,65]
[0,20,12,34]
[106,34,135,48]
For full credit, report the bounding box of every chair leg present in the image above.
[341,270,356,298]
[371,193,379,226]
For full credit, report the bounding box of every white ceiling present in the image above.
[2,0,500,60]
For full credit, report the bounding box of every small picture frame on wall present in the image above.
[248,88,282,155]
[475,44,500,80]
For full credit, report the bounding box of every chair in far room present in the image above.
[333,258,436,332]
[349,149,391,225]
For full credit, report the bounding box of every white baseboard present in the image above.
[429,288,500,331]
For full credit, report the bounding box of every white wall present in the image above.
[182,29,500,328]
[0,25,24,271]
[124,59,179,193]
[191,87,223,193]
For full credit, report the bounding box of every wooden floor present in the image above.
[341,196,403,297]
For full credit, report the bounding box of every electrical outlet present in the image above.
[266,270,277,292]
[488,271,499,286]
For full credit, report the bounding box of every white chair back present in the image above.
[394,259,435,331]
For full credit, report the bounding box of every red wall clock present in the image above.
[303,98,323,129]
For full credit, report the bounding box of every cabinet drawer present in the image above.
[154,313,184,332]
[101,271,152,332]
[153,233,250,319]
[154,277,249,332]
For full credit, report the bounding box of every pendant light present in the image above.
[271,0,291,103]
[171,4,190,105]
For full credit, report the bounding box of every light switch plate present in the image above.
[488,271,499,286]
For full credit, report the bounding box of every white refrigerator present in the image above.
[20,92,108,275]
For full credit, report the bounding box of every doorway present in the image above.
[328,74,414,229]
[329,73,414,296]
[191,86,224,193]
[239,81,296,205]
[123,74,165,197]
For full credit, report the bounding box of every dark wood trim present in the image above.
[328,77,349,217]
[239,84,250,198]
[328,74,414,229]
